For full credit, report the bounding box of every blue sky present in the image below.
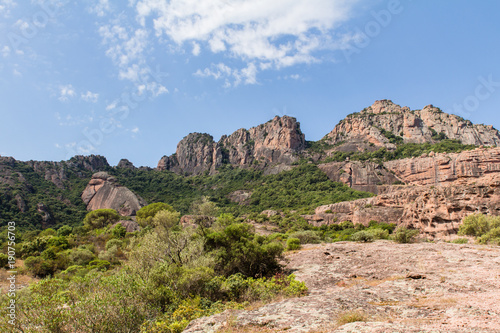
[1,0,500,167]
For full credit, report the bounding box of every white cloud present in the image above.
[194,62,257,87]
[131,126,139,133]
[89,0,111,17]
[1,45,10,57]
[106,100,118,110]
[58,84,76,102]
[13,68,21,77]
[135,0,360,83]
[192,41,201,56]
[81,91,99,103]
[0,0,15,18]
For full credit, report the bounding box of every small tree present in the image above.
[392,226,419,243]
[136,203,175,227]
[190,196,218,217]
[83,209,121,230]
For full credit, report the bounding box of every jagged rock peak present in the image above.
[117,158,136,169]
[361,99,410,114]
[326,100,500,150]
[157,115,306,175]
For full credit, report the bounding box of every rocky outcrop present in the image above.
[319,161,400,194]
[307,175,500,238]
[116,159,135,169]
[384,146,500,186]
[186,242,500,332]
[324,100,500,151]
[157,116,305,175]
[26,155,109,189]
[36,202,54,227]
[81,172,146,216]
[227,190,252,205]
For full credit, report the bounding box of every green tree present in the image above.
[205,223,283,277]
[136,202,175,227]
[83,209,121,230]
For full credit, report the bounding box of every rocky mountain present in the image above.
[324,99,500,152]
[81,172,145,216]
[157,115,305,175]
[2,99,500,234]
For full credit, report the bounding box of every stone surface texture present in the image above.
[81,171,146,216]
[184,241,500,333]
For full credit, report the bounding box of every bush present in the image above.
[0,253,8,268]
[137,203,175,227]
[57,225,73,236]
[286,238,301,251]
[366,228,390,240]
[24,256,56,277]
[288,230,321,244]
[478,227,500,245]
[351,231,374,242]
[110,223,127,238]
[392,226,419,243]
[451,238,469,244]
[69,248,95,266]
[204,223,283,277]
[105,238,123,251]
[458,214,490,237]
[83,209,121,230]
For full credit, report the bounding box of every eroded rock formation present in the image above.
[306,175,500,238]
[384,146,500,186]
[319,161,400,194]
[324,100,500,151]
[157,116,305,175]
[81,172,146,216]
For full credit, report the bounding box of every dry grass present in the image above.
[336,310,368,326]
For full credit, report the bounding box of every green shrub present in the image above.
[351,231,374,242]
[204,223,283,277]
[478,227,500,245]
[0,253,8,268]
[110,223,127,238]
[451,238,469,244]
[286,238,301,251]
[57,225,73,236]
[105,238,123,251]
[83,209,121,230]
[137,202,175,227]
[88,259,111,271]
[69,248,95,266]
[24,256,56,277]
[288,230,321,244]
[366,228,389,240]
[459,214,490,237]
[392,226,419,243]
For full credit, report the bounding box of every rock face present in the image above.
[185,242,500,333]
[116,159,135,169]
[26,155,109,189]
[308,174,500,238]
[384,146,500,186]
[324,100,500,151]
[81,172,146,216]
[319,161,400,194]
[157,116,305,175]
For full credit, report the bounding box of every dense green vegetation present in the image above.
[458,213,500,245]
[1,207,308,332]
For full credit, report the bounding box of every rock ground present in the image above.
[184,241,500,333]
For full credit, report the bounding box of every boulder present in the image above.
[81,172,146,216]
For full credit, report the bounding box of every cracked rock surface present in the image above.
[184,241,500,333]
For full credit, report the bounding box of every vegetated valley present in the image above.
[1,100,500,332]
